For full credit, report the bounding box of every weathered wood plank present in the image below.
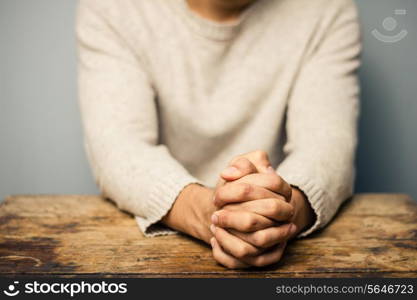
[0,194,416,277]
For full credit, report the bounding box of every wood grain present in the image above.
[0,194,416,277]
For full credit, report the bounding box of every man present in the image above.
[77,0,361,268]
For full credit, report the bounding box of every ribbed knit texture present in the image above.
[76,0,361,237]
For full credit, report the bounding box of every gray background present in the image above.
[0,0,416,201]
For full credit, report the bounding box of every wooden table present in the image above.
[0,194,416,278]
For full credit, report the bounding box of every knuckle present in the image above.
[243,215,258,231]
[238,183,252,198]
[235,157,251,168]
[235,244,250,258]
[251,256,267,267]
[253,150,268,161]
[215,185,227,200]
[288,205,295,218]
[213,189,224,207]
[267,199,280,215]
[270,175,283,191]
[276,227,287,240]
[285,225,294,238]
[253,230,268,247]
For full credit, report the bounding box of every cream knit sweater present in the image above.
[76,0,361,237]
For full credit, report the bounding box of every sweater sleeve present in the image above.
[276,0,361,237]
[76,1,202,236]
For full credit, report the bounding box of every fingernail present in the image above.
[210,237,216,247]
[210,224,216,234]
[289,224,297,235]
[267,166,275,174]
[221,166,240,177]
[211,213,219,225]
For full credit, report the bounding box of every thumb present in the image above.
[220,157,258,181]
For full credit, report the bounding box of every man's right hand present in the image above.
[161,182,215,244]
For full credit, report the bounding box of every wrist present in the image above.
[290,187,315,235]
[188,184,216,243]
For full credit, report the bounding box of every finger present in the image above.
[215,150,273,196]
[210,237,249,269]
[241,242,287,267]
[220,157,258,182]
[212,210,275,232]
[223,198,295,222]
[211,225,265,259]
[230,150,272,173]
[214,182,280,207]
[228,224,297,248]
[234,173,292,200]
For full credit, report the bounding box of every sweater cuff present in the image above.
[135,217,177,237]
[276,168,330,237]
[135,172,203,237]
